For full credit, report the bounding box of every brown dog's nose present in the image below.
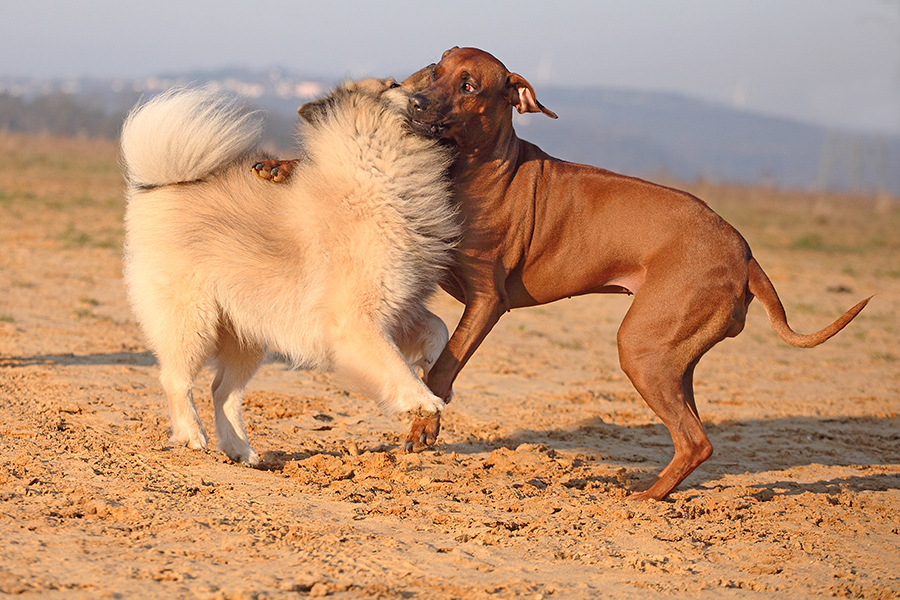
[409,94,429,114]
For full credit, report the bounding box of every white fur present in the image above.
[121,87,265,189]
[121,80,458,465]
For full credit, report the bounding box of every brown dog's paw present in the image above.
[404,412,441,453]
[250,159,297,183]
[625,487,657,502]
[625,476,671,501]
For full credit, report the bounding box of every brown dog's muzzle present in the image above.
[408,93,447,138]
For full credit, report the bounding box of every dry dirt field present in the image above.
[1,133,898,599]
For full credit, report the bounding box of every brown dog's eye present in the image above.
[462,81,477,94]
[389,82,401,89]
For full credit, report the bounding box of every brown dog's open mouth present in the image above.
[409,118,447,138]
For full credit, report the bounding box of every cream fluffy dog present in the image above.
[120,79,458,465]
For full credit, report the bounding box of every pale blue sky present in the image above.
[1,0,898,134]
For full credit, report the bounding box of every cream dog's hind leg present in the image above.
[156,331,216,452]
[211,325,267,466]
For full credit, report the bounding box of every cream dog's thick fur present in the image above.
[120,79,458,465]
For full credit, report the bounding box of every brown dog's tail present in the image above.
[747,258,871,348]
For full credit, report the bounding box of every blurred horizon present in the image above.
[3,65,898,197]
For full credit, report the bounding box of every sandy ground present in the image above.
[1,133,899,599]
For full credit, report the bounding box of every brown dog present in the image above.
[258,48,870,500]
[404,47,870,500]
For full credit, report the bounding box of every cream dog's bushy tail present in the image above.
[120,87,264,190]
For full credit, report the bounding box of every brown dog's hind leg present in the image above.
[624,357,712,501]
[620,350,712,501]
[615,285,735,500]
[250,159,297,183]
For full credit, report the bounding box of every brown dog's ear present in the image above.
[507,73,558,119]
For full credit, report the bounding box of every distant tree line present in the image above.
[0,92,125,139]
[1,86,896,194]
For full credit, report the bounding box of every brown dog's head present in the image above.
[406,47,557,149]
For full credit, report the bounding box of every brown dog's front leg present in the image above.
[250,159,298,183]
[405,294,505,452]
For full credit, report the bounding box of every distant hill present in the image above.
[515,87,899,195]
[1,69,897,195]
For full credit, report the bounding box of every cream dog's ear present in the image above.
[402,64,435,93]
[298,96,335,123]
[507,73,558,119]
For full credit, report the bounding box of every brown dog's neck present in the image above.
[451,115,521,183]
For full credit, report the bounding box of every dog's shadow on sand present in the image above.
[441,414,900,495]
[4,352,896,495]
[0,352,158,368]
[1,351,302,369]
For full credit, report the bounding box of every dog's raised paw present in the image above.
[250,162,272,180]
[250,159,295,183]
[404,411,441,453]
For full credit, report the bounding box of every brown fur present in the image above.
[403,47,870,500]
